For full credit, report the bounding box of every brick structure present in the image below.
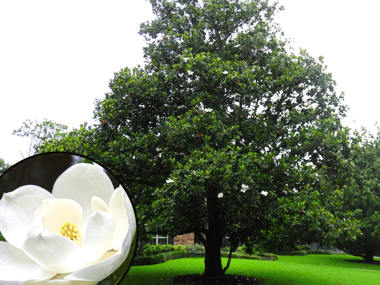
[174,233,195,245]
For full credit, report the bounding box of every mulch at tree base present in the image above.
[171,274,262,284]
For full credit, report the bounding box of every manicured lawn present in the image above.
[121,254,380,285]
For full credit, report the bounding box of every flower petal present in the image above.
[63,225,132,282]
[0,241,56,284]
[0,185,55,250]
[34,198,83,234]
[83,211,115,264]
[52,164,114,225]
[23,213,85,274]
[22,280,73,285]
[108,185,136,250]
[24,280,72,285]
[91,196,109,213]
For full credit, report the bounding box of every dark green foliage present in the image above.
[0,158,11,176]
[306,250,332,255]
[0,232,6,242]
[39,0,361,277]
[334,128,380,263]
[133,253,166,266]
[132,251,188,266]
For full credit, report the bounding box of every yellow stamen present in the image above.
[58,220,83,247]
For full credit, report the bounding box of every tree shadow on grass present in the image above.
[344,259,380,265]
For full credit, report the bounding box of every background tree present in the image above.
[13,118,68,158]
[0,158,11,176]
[40,0,360,278]
[334,127,380,263]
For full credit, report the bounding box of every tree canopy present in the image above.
[334,127,380,263]
[0,158,11,176]
[40,0,361,278]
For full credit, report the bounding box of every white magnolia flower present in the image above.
[241,184,249,193]
[222,71,229,74]
[0,163,136,284]
[204,108,213,112]
[261,191,268,196]
[218,193,223,198]
[166,179,175,183]
[187,70,194,75]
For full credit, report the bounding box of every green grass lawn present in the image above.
[121,254,380,285]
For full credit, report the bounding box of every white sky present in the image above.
[1,0,379,165]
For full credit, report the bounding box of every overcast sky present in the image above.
[1,0,379,165]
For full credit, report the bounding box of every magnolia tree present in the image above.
[40,0,361,278]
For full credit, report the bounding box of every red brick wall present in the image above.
[174,233,195,245]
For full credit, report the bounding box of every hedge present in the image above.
[220,252,278,261]
[275,250,333,256]
[132,251,188,266]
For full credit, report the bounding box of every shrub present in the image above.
[143,244,156,256]
[155,244,164,254]
[306,250,333,255]
[165,251,188,260]
[221,246,230,252]
[276,250,332,256]
[174,245,187,253]
[143,244,187,256]
[132,251,187,266]
[220,252,278,261]
[281,245,298,252]
[164,244,174,252]
[276,251,307,256]
[297,245,311,251]
[241,244,266,255]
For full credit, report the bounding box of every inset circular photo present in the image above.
[0,152,137,285]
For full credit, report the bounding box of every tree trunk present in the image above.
[203,231,224,277]
[363,254,374,263]
[203,190,224,277]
